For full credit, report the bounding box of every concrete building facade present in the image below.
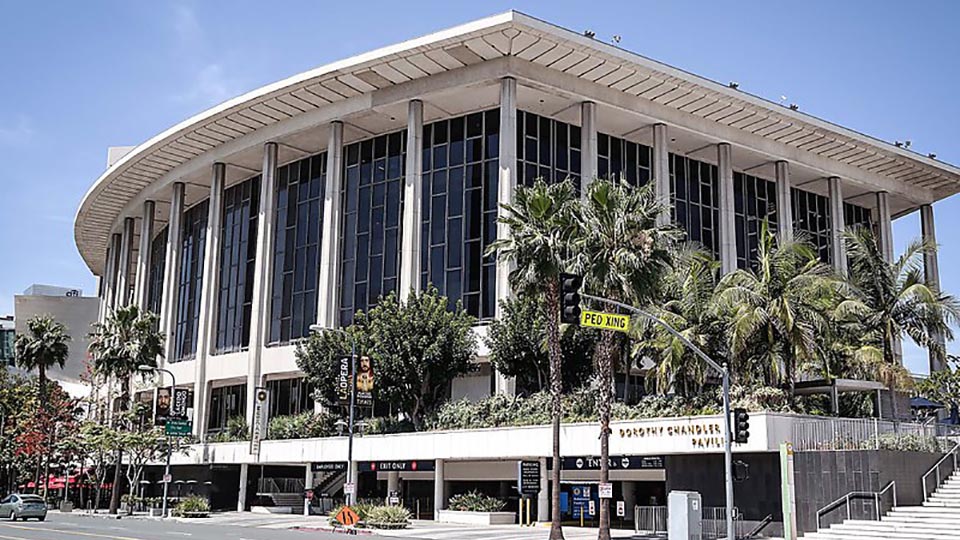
[74,11,960,527]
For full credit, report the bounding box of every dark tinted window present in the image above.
[792,188,833,263]
[844,202,872,231]
[207,384,246,433]
[734,172,778,270]
[598,133,652,187]
[173,200,208,361]
[516,110,580,189]
[271,154,326,344]
[670,154,720,258]
[217,176,260,353]
[267,377,314,418]
[147,226,168,318]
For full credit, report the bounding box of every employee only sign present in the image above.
[580,309,630,333]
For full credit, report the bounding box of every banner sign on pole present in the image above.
[580,309,630,333]
[155,387,172,426]
[172,388,190,420]
[250,387,269,456]
[356,355,374,407]
[337,355,352,405]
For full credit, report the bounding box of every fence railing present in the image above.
[922,441,959,501]
[634,505,741,538]
[792,416,940,451]
[816,481,896,530]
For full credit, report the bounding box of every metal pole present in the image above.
[581,293,735,540]
[159,369,176,518]
[347,337,357,506]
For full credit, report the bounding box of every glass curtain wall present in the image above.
[420,110,499,319]
[207,384,246,433]
[516,110,581,188]
[339,133,404,326]
[173,200,208,361]
[147,227,168,317]
[792,188,832,263]
[670,154,720,258]
[598,133,652,187]
[216,176,260,353]
[734,172,778,269]
[844,202,872,230]
[266,377,314,418]
[270,155,326,344]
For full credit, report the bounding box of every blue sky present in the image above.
[1,1,958,373]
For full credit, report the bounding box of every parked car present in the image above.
[0,494,47,521]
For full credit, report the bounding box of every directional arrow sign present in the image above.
[580,309,630,333]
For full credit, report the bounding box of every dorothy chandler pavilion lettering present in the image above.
[618,420,726,449]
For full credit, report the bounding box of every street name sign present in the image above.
[580,309,630,333]
[164,419,192,437]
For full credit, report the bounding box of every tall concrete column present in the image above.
[387,471,400,497]
[303,465,313,516]
[133,200,156,311]
[828,176,847,275]
[237,463,249,512]
[921,204,947,372]
[160,182,186,368]
[495,77,518,396]
[316,122,344,329]
[537,456,549,522]
[433,459,445,517]
[775,161,793,243]
[580,101,598,195]
[99,239,117,322]
[717,143,737,274]
[652,123,671,226]
[246,143,279,439]
[192,162,226,438]
[117,217,136,307]
[400,100,424,300]
[876,191,894,263]
[106,233,123,310]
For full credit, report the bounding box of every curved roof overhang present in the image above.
[76,11,960,275]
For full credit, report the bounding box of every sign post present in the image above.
[250,387,269,457]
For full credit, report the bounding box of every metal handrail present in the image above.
[816,481,896,530]
[922,441,960,502]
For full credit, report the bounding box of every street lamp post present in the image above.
[137,365,176,518]
[309,324,357,506]
[581,293,736,540]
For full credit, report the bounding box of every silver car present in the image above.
[0,494,47,521]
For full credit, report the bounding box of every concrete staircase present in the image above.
[805,471,960,540]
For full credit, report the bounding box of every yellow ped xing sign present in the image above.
[580,309,631,332]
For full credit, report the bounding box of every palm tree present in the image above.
[571,179,679,540]
[644,248,725,397]
[842,227,959,415]
[88,304,163,514]
[716,223,839,391]
[14,315,71,497]
[486,178,578,540]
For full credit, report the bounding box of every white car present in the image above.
[0,494,47,521]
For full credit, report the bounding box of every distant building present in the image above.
[0,316,14,367]
[13,284,98,397]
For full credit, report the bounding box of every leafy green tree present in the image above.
[486,178,579,540]
[485,294,597,395]
[571,179,679,540]
[716,224,839,391]
[87,305,163,514]
[641,248,726,397]
[844,227,959,381]
[917,357,960,420]
[297,288,476,431]
[75,421,121,512]
[14,315,70,403]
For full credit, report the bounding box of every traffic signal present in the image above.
[559,273,583,325]
[733,408,750,444]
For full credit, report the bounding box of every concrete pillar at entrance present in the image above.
[387,471,400,496]
[160,182,186,368]
[117,217,136,306]
[775,161,793,243]
[580,101,598,195]
[400,100,424,300]
[622,481,637,522]
[652,123,671,227]
[349,461,359,498]
[494,77,518,396]
[433,459,445,517]
[238,463,249,512]
[828,176,847,275]
[717,143,737,274]
[134,200,156,311]
[316,122,344,329]
[246,143,279,436]
[304,464,312,516]
[876,191,894,263]
[193,162,226,438]
[537,457,549,522]
[921,204,946,372]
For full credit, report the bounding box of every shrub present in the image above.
[208,416,249,442]
[173,495,210,517]
[447,491,505,513]
[267,412,336,440]
[328,501,376,526]
[365,505,411,529]
[364,416,415,435]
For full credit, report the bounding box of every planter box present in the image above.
[436,509,515,525]
[59,501,74,513]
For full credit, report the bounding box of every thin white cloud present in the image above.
[172,3,202,46]
[173,63,239,106]
[167,3,242,107]
[0,115,35,146]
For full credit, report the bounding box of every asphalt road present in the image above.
[0,513,401,540]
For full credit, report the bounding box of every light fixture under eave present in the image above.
[728,81,739,89]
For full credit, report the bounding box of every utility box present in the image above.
[668,490,702,540]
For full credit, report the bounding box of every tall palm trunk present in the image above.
[108,377,130,514]
[544,277,565,540]
[596,330,617,540]
[39,365,48,498]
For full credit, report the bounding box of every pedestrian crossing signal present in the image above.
[336,506,360,526]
